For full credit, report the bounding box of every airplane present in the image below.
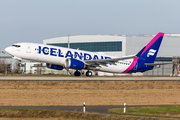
[5,32,171,76]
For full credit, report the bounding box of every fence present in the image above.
[143,64,172,76]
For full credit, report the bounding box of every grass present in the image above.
[0,80,179,119]
[0,108,171,120]
[108,106,180,117]
[0,81,180,106]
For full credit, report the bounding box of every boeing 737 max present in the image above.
[5,32,171,76]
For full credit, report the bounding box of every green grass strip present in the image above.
[0,108,166,120]
[108,106,180,117]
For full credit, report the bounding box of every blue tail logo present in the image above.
[147,49,157,57]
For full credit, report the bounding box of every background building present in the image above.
[0,49,16,73]
[43,34,179,75]
[43,34,179,57]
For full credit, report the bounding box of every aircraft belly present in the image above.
[99,64,129,73]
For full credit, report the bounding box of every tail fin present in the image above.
[136,32,164,63]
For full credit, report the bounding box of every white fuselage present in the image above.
[5,43,134,73]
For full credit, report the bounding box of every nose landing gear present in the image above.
[18,63,22,67]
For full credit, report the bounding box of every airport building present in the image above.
[0,50,15,73]
[43,34,180,75]
[43,34,180,57]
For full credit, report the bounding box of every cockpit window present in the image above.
[12,45,21,47]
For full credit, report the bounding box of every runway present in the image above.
[0,76,180,81]
[0,105,179,119]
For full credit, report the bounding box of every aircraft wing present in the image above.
[84,55,137,67]
[84,45,145,67]
[145,62,172,66]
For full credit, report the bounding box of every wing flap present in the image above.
[85,55,137,65]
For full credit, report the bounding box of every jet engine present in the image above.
[46,63,64,70]
[65,58,85,70]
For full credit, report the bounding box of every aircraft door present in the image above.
[26,44,31,53]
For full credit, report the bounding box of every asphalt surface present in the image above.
[0,76,180,81]
[0,105,179,119]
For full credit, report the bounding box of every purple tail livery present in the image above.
[123,32,164,73]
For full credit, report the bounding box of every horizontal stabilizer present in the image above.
[145,62,172,66]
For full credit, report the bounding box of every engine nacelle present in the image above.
[65,58,84,70]
[46,63,64,70]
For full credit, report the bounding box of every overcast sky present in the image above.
[0,0,180,49]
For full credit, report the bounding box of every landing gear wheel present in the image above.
[86,71,92,77]
[74,70,81,76]
[18,63,22,67]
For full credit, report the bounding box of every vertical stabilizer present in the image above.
[137,32,164,63]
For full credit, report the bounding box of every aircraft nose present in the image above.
[5,47,11,54]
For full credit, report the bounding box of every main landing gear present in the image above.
[86,70,92,77]
[74,70,92,77]
[74,70,81,76]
